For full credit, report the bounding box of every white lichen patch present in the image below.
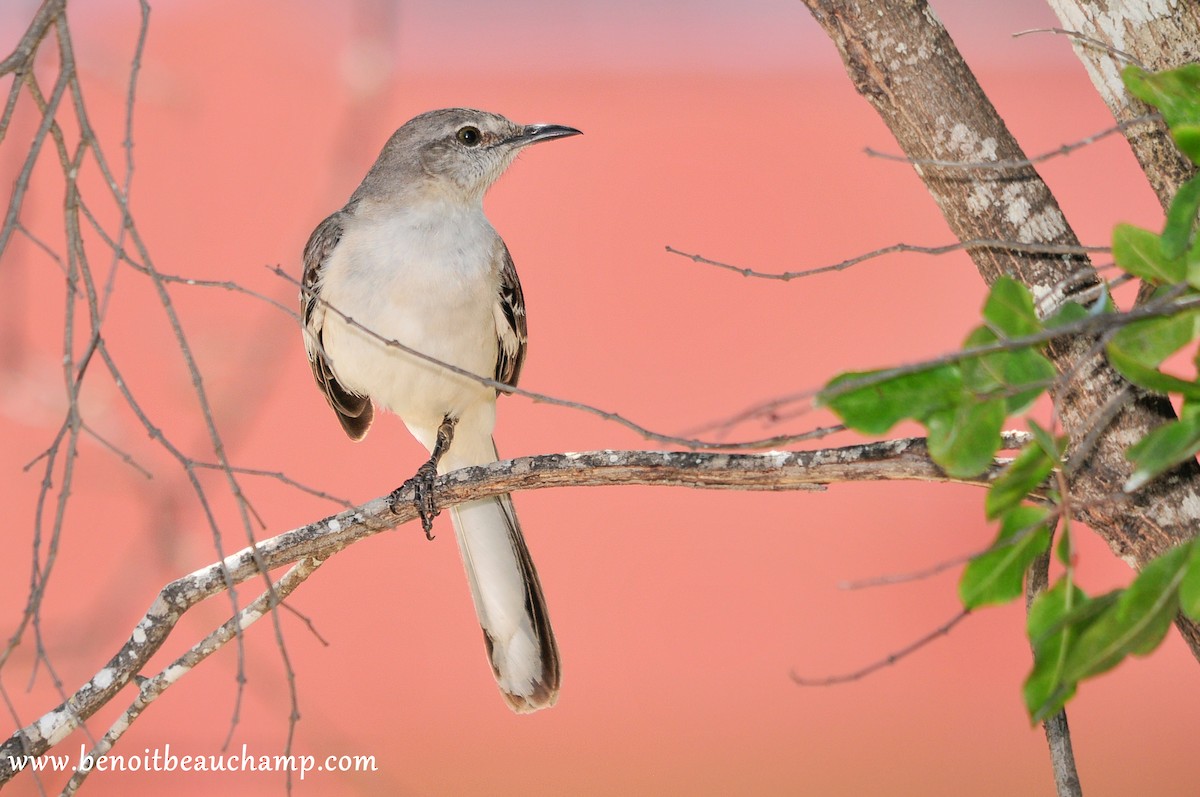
[1004,190,1032,228]
[238,608,265,631]
[326,518,342,533]
[1048,0,1175,105]
[1029,282,1068,317]
[1019,207,1067,243]
[162,663,190,684]
[966,182,994,214]
[760,451,792,467]
[93,668,115,690]
[37,709,76,745]
[944,124,998,162]
[998,182,1067,243]
[937,123,1011,220]
[146,596,171,618]
[1141,489,1200,526]
[1091,0,1175,49]
[132,625,147,645]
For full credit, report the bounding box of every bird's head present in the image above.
[362,108,581,204]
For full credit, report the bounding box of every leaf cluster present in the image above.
[817,64,1200,723]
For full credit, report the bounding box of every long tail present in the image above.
[446,441,559,712]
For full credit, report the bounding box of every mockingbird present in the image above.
[300,108,580,713]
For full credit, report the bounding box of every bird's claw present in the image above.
[392,460,440,540]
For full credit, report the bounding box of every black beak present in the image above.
[513,123,583,146]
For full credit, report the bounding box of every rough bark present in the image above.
[0,440,1007,785]
[1046,0,1200,210]
[802,0,1200,660]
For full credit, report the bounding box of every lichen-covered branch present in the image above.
[0,438,1004,786]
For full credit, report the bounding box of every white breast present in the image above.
[317,199,502,431]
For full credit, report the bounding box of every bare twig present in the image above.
[864,114,1160,170]
[190,462,354,509]
[790,610,971,686]
[61,556,325,796]
[664,240,1108,282]
[1012,26,1144,67]
[281,265,841,452]
[0,0,64,76]
[1026,550,1083,797]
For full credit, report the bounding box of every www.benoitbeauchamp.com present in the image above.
[8,744,378,781]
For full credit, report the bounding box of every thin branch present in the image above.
[190,462,354,509]
[797,289,1199,408]
[280,265,838,452]
[80,422,153,480]
[839,490,1131,591]
[1026,550,1083,797]
[790,610,971,686]
[1012,26,1144,67]
[78,200,301,320]
[664,240,1107,282]
[0,0,64,76]
[864,114,1160,170]
[61,557,324,796]
[52,9,291,746]
[1066,384,1135,477]
[96,0,149,322]
[0,42,72,263]
[697,287,1195,439]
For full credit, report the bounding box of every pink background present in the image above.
[1,1,1195,795]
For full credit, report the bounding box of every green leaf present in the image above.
[1124,411,1200,492]
[960,505,1052,609]
[985,440,1057,519]
[1044,300,1090,330]
[818,366,962,434]
[997,349,1056,414]
[1112,223,1184,284]
[1106,311,1200,398]
[1124,65,1200,165]
[1024,578,1091,722]
[1055,521,1073,566]
[1175,125,1200,164]
[1163,176,1200,258]
[961,327,1056,414]
[983,277,1042,338]
[1124,64,1200,122]
[1026,419,1063,461]
[1061,544,1190,684]
[1180,541,1200,620]
[926,398,1006,477]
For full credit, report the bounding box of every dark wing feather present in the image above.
[301,209,374,440]
[494,242,528,391]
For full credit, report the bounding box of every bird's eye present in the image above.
[456,126,481,146]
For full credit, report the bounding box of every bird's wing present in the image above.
[493,241,528,390]
[301,209,374,440]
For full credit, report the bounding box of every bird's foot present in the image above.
[391,460,440,540]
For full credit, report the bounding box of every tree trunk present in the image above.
[1046,0,1200,211]
[801,0,1200,660]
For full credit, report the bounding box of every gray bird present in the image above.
[300,108,580,712]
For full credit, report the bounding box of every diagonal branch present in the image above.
[0,438,1003,785]
[0,0,64,77]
